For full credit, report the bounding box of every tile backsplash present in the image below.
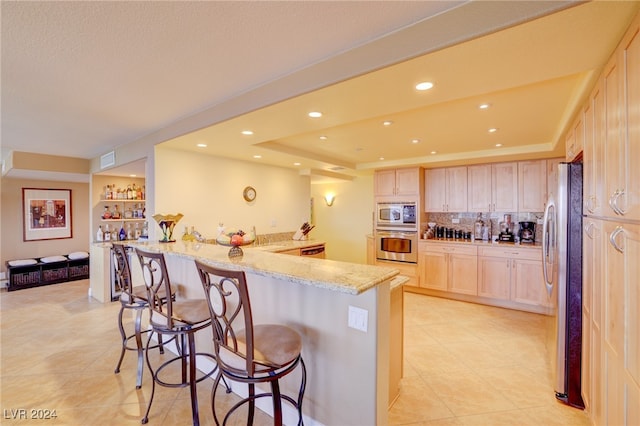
[425,211,544,242]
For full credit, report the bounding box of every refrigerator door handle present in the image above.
[542,198,555,297]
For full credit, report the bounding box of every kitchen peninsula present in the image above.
[90,240,401,425]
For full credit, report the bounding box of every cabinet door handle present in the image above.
[584,222,595,239]
[609,226,624,253]
[608,190,626,215]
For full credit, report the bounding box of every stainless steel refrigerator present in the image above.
[542,162,585,409]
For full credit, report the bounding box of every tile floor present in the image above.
[1,281,591,425]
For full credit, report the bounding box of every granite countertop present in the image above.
[248,239,326,252]
[122,240,399,295]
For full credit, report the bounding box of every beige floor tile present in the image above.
[2,281,592,425]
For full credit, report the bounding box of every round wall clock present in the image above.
[243,186,256,202]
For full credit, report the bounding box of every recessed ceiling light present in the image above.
[196,143,207,148]
[293,162,301,166]
[129,174,137,178]
[488,128,498,133]
[308,111,322,118]
[495,143,503,147]
[431,151,437,155]
[411,139,420,144]
[379,157,385,160]
[415,81,434,91]
[253,154,262,159]
[383,120,393,126]
[479,103,491,110]
[319,135,328,140]
[241,130,254,135]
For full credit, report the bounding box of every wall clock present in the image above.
[243,186,256,202]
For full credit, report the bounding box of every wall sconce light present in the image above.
[324,193,335,206]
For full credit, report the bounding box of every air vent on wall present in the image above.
[100,151,116,169]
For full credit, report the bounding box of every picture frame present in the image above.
[22,188,72,241]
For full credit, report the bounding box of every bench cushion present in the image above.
[8,259,38,267]
[40,255,67,263]
[67,251,89,260]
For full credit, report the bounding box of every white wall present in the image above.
[154,147,311,239]
[311,175,374,264]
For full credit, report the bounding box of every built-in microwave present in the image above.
[375,201,417,230]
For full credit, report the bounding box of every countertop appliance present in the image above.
[519,221,536,243]
[542,162,584,409]
[375,201,417,230]
[498,214,515,242]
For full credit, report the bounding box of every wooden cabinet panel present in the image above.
[418,243,477,295]
[491,162,518,212]
[604,55,624,219]
[512,259,548,307]
[467,164,492,212]
[449,253,477,296]
[583,81,606,217]
[566,114,584,162]
[374,169,397,197]
[478,256,510,299]
[419,250,448,291]
[518,160,547,212]
[621,20,640,221]
[424,167,467,212]
[424,168,447,212]
[375,167,422,197]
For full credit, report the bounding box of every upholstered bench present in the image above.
[6,252,90,291]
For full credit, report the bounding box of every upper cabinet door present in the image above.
[374,169,398,197]
[492,162,518,212]
[468,164,492,212]
[374,167,422,198]
[518,160,547,212]
[620,18,640,220]
[395,167,421,197]
[425,168,447,212]
[446,166,468,212]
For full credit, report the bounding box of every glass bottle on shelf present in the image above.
[104,224,111,241]
[112,204,121,219]
[134,223,141,239]
[96,225,104,242]
[126,185,132,200]
[127,223,133,240]
[137,185,143,200]
[124,206,133,219]
[102,206,112,219]
[119,226,126,241]
[141,221,148,238]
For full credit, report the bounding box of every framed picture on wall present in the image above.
[22,188,72,241]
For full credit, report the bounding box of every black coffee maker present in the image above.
[519,221,536,243]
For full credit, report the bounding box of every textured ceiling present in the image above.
[2,1,639,181]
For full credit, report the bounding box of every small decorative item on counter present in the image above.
[152,213,184,243]
[215,226,256,246]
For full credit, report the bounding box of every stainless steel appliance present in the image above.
[375,201,417,229]
[300,244,325,259]
[375,230,418,263]
[375,201,418,263]
[542,162,584,409]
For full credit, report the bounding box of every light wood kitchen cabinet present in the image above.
[546,158,563,202]
[477,246,548,308]
[601,221,640,426]
[566,113,584,162]
[603,27,640,222]
[518,160,547,212]
[467,162,518,212]
[424,167,467,212]
[582,218,604,424]
[374,167,422,197]
[583,79,605,216]
[418,242,477,295]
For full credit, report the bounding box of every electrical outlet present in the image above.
[270,219,277,227]
[348,305,368,332]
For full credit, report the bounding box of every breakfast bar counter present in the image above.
[89,240,400,425]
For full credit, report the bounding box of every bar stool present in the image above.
[195,260,307,426]
[112,244,175,389]
[135,248,218,426]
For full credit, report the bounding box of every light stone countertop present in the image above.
[418,238,542,249]
[122,240,399,295]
